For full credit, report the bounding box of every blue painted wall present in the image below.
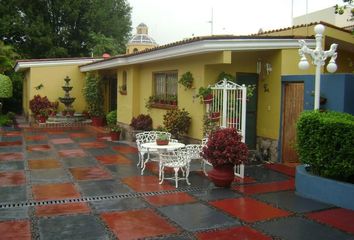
[282,74,354,114]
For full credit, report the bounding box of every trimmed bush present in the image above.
[296,110,354,183]
[106,110,117,126]
[0,74,13,98]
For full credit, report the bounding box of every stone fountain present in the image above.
[45,76,90,126]
[59,76,76,115]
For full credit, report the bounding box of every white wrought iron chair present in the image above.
[159,148,190,188]
[200,138,212,176]
[185,143,204,170]
[135,131,176,174]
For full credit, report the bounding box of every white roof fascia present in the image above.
[14,59,101,72]
[80,38,316,72]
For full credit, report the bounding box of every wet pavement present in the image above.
[0,124,353,240]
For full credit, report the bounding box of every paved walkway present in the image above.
[0,124,353,240]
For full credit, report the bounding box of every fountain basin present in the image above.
[59,97,76,105]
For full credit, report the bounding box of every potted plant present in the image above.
[178,71,194,90]
[203,114,219,137]
[110,125,122,141]
[83,73,105,126]
[38,109,48,123]
[163,108,191,140]
[67,108,75,117]
[29,95,52,118]
[197,87,213,104]
[201,128,248,187]
[156,132,169,145]
[130,114,153,131]
[209,111,220,121]
[130,114,153,141]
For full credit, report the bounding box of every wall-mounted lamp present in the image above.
[265,63,272,75]
[256,59,262,74]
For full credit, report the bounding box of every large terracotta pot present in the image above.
[38,115,46,123]
[110,131,121,141]
[208,164,234,188]
[91,116,104,127]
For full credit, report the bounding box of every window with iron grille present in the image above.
[153,71,178,105]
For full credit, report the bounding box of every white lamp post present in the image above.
[298,24,338,110]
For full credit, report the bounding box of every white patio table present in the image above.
[140,142,185,179]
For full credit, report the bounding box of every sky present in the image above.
[127,0,345,45]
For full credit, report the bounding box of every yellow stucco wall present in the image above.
[22,70,30,117]
[115,50,290,140]
[25,64,87,116]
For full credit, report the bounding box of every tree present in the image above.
[0,41,22,114]
[335,0,354,34]
[0,74,13,114]
[0,0,132,58]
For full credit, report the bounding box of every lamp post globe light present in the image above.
[298,24,338,110]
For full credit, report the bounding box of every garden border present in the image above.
[295,165,354,210]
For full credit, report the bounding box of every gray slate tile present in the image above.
[0,186,27,203]
[158,203,240,232]
[254,216,354,240]
[30,169,70,183]
[0,161,24,171]
[91,197,147,212]
[0,207,29,220]
[39,214,108,240]
[78,179,132,197]
[255,191,333,213]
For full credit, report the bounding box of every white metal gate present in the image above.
[208,78,247,178]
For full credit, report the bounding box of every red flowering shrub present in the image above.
[201,128,248,167]
[130,114,153,130]
[29,95,53,115]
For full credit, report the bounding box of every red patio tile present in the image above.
[69,133,93,138]
[28,159,61,169]
[35,202,90,217]
[0,171,26,186]
[0,220,31,240]
[233,179,295,195]
[46,130,65,134]
[49,138,74,144]
[264,163,297,177]
[0,152,24,161]
[0,141,22,146]
[79,141,107,148]
[307,208,354,234]
[210,197,291,223]
[2,131,22,136]
[69,167,112,180]
[95,155,131,164]
[122,176,175,192]
[234,176,257,184]
[25,135,47,141]
[58,149,87,158]
[144,192,197,207]
[112,145,138,154]
[145,162,173,176]
[97,136,111,141]
[27,144,51,151]
[195,226,272,240]
[32,183,80,200]
[101,208,179,240]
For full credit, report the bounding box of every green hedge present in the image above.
[296,111,354,183]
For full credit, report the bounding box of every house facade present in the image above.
[14,22,354,163]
